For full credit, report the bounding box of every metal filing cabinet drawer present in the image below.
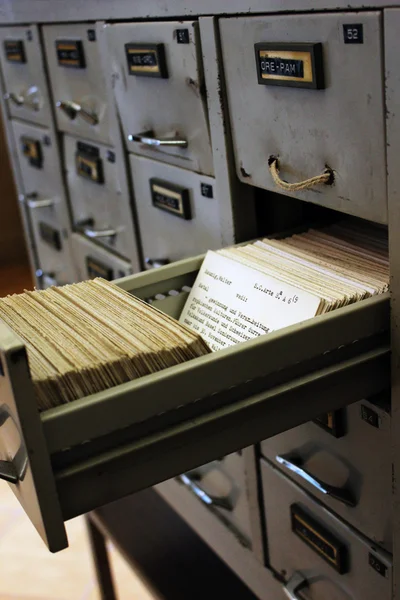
[177,451,253,548]
[64,134,137,261]
[261,459,392,600]
[106,21,213,176]
[129,154,221,266]
[11,119,76,286]
[220,13,387,223]
[42,24,112,144]
[0,26,51,127]
[71,232,133,282]
[261,398,392,552]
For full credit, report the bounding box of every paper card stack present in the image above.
[0,278,211,411]
[179,221,389,352]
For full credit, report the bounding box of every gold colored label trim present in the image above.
[258,50,313,83]
[293,513,338,565]
[152,183,183,215]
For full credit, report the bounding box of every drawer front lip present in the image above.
[70,233,133,282]
[260,458,392,599]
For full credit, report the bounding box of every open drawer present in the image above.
[0,255,390,552]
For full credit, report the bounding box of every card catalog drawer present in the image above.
[261,396,392,552]
[70,233,133,282]
[0,256,389,552]
[129,155,221,266]
[0,26,52,127]
[261,459,392,600]
[106,21,213,175]
[43,24,112,144]
[64,134,138,261]
[220,12,387,224]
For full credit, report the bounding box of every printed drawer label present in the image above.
[86,256,113,280]
[255,43,324,89]
[150,178,191,220]
[21,137,43,169]
[39,222,62,251]
[56,40,85,68]
[125,43,168,78]
[4,40,26,63]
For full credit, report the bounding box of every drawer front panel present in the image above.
[106,21,213,175]
[64,134,137,261]
[43,24,112,144]
[261,398,392,551]
[220,12,387,223]
[129,154,221,266]
[0,26,51,127]
[261,459,392,600]
[71,232,133,282]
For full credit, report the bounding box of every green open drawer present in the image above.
[0,255,390,552]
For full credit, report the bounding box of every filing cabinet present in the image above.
[42,24,112,144]
[11,119,77,286]
[106,21,214,176]
[220,12,387,223]
[261,398,392,552]
[0,26,51,127]
[63,134,137,261]
[71,232,133,282]
[261,460,392,600]
[129,154,221,266]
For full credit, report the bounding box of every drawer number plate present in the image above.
[86,256,113,281]
[125,43,168,78]
[56,40,85,68]
[150,178,191,220]
[291,505,348,573]
[39,222,62,251]
[4,40,26,63]
[255,43,324,89]
[21,137,43,169]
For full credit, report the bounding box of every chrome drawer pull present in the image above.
[128,130,188,148]
[4,92,24,106]
[178,473,234,511]
[276,454,356,507]
[78,107,99,126]
[84,227,117,239]
[284,573,308,600]
[26,198,54,209]
[56,100,81,120]
[145,257,170,269]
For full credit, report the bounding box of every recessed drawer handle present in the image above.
[284,573,309,600]
[4,92,24,106]
[84,227,117,239]
[145,257,170,269]
[26,198,54,209]
[276,454,356,507]
[128,130,188,148]
[56,100,81,120]
[268,156,334,192]
[178,472,234,511]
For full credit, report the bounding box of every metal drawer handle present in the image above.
[276,454,356,507]
[78,107,99,126]
[128,130,188,148]
[26,198,54,209]
[0,404,28,484]
[56,100,81,120]
[145,257,170,269]
[178,472,234,511]
[4,92,24,106]
[84,227,117,239]
[284,573,308,600]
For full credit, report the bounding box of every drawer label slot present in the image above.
[150,178,191,220]
[291,505,348,573]
[56,40,85,68]
[4,40,26,63]
[313,409,346,438]
[21,137,43,169]
[125,43,168,78]
[75,142,104,184]
[39,222,62,251]
[255,43,324,89]
[85,256,113,280]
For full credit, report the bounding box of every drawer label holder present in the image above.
[85,256,113,281]
[75,142,104,184]
[125,43,168,78]
[21,137,43,169]
[313,409,346,438]
[56,40,85,69]
[254,42,325,89]
[39,222,62,251]
[150,178,191,220]
[4,40,26,63]
[291,505,348,573]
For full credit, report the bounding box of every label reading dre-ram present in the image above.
[291,505,348,573]
[86,256,113,281]
[21,136,43,169]
[313,409,346,438]
[75,143,104,184]
[56,40,85,68]
[150,178,191,220]
[4,40,26,63]
[125,43,168,78]
[39,222,62,251]
[255,42,324,89]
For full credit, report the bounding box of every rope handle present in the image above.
[268,156,334,192]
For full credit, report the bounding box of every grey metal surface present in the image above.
[10,119,77,285]
[105,21,213,175]
[129,155,222,263]
[261,459,392,600]
[70,232,133,282]
[64,133,138,261]
[220,12,387,223]
[261,398,392,552]
[42,23,113,145]
[0,25,52,127]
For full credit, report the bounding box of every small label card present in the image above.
[179,251,322,352]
